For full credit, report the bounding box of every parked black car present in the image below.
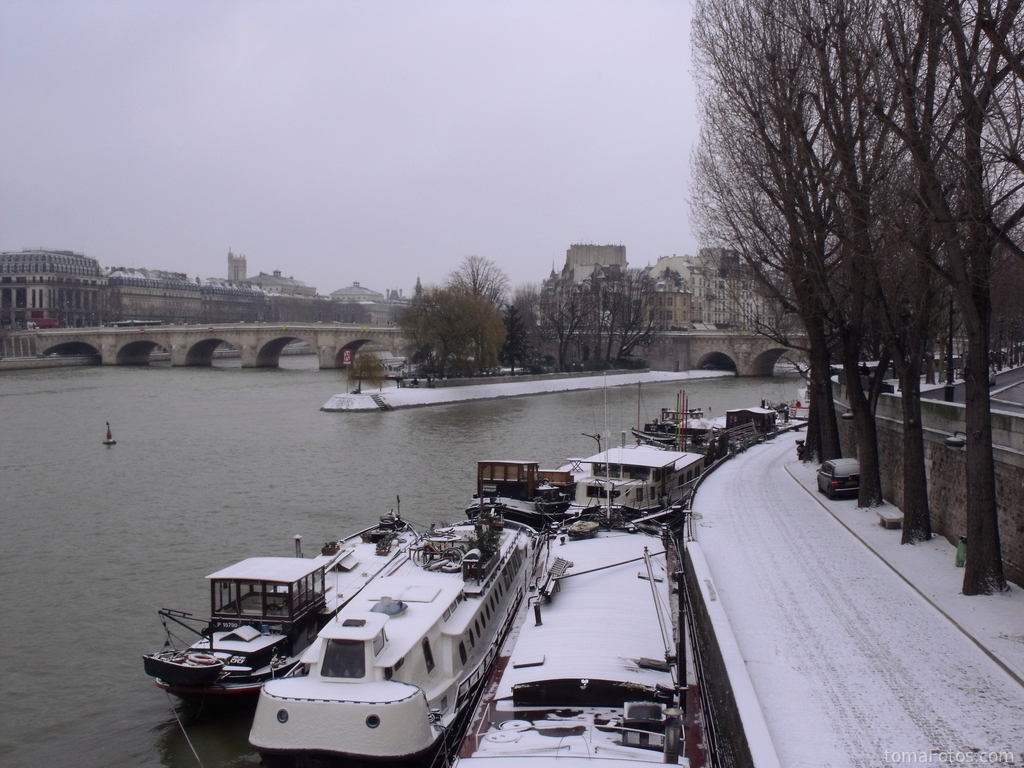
[816,458,860,499]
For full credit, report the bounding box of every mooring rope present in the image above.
[165,692,205,768]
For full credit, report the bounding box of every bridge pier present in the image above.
[318,345,342,369]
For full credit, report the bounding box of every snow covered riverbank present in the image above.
[322,369,731,411]
[694,435,1024,766]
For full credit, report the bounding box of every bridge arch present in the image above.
[38,340,102,359]
[252,334,318,367]
[184,337,231,366]
[748,347,792,377]
[116,339,168,365]
[696,351,739,374]
[334,338,386,367]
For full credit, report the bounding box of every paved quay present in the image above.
[692,435,1024,768]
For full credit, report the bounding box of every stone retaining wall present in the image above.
[836,385,1024,587]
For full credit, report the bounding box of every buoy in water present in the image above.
[103,421,116,446]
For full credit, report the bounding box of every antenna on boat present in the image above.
[294,535,303,558]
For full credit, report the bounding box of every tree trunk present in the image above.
[961,316,1005,594]
[841,335,884,508]
[898,366,931,544]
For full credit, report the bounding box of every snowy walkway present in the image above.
[321,369,727,411]
[692,435,1024,768]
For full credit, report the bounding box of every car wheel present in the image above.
[827,485,834,500]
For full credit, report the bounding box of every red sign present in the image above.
[342,349,352,364]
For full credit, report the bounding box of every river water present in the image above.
[0,357,800,768]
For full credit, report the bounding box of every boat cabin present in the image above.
[314,611,392,681]
[571,445,704,511]
[725,407,778,435]
[208,557,328,633]
[475,460,574,502]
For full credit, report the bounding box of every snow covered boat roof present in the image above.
[206,556,330,583]
[726,406,776,415]
[495,531,673,700]
[455,527,682,767]
[574,445,704,470]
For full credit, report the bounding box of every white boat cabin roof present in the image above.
[727,406,776,415]
[206,556,328,584]
[495,531,673,700]
[573,445,703,472]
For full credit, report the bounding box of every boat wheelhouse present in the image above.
[468,460,576,529]
[454,521,689,767]
[143,515,416,700]
[724,407,778,437]
[631,407,713,450]
[569,445,704,517]
[249,518,539,766]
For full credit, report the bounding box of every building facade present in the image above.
[245,270,317,297]
[560,244,627,284]
[0,249,105,328]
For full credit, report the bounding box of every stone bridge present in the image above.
[643,329,806,377]
[33,323,407,368]
[26,323,804,375]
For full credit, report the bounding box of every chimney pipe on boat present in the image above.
[662,707,682,763]
[294,535,302,558]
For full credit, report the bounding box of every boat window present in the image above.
[372,630,386,656]
[467,628,475,648]
[296,574,311,610]
[474,619,480,636]
[213,581,237,615]
[636,487,645,502]
[238,582,264,616]
[624,465,648,480]
[458,641,467,665]
[266,583,290,616]
[422,638,435,673]
[322,638,365,678]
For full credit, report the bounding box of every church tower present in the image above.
[227,248,247,282]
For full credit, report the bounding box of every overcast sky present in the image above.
[0,1,698,296]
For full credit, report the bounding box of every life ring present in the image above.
[187,652,220,666]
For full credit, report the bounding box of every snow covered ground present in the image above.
[322,369,729,411]
[693,435,1024,768]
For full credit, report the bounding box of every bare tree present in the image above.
[539,284,588,370]
[447,255,511,308]
[880,0,1023,593]
[400,286,505,378]
[691,0,845,463]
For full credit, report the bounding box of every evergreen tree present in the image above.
[500,304,531,374]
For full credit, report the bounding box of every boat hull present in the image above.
[251,683,439,765]
[256,743,437,768]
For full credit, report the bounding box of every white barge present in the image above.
[249,515,538,766]
[568,445,704,516]
[454,520,689,767]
